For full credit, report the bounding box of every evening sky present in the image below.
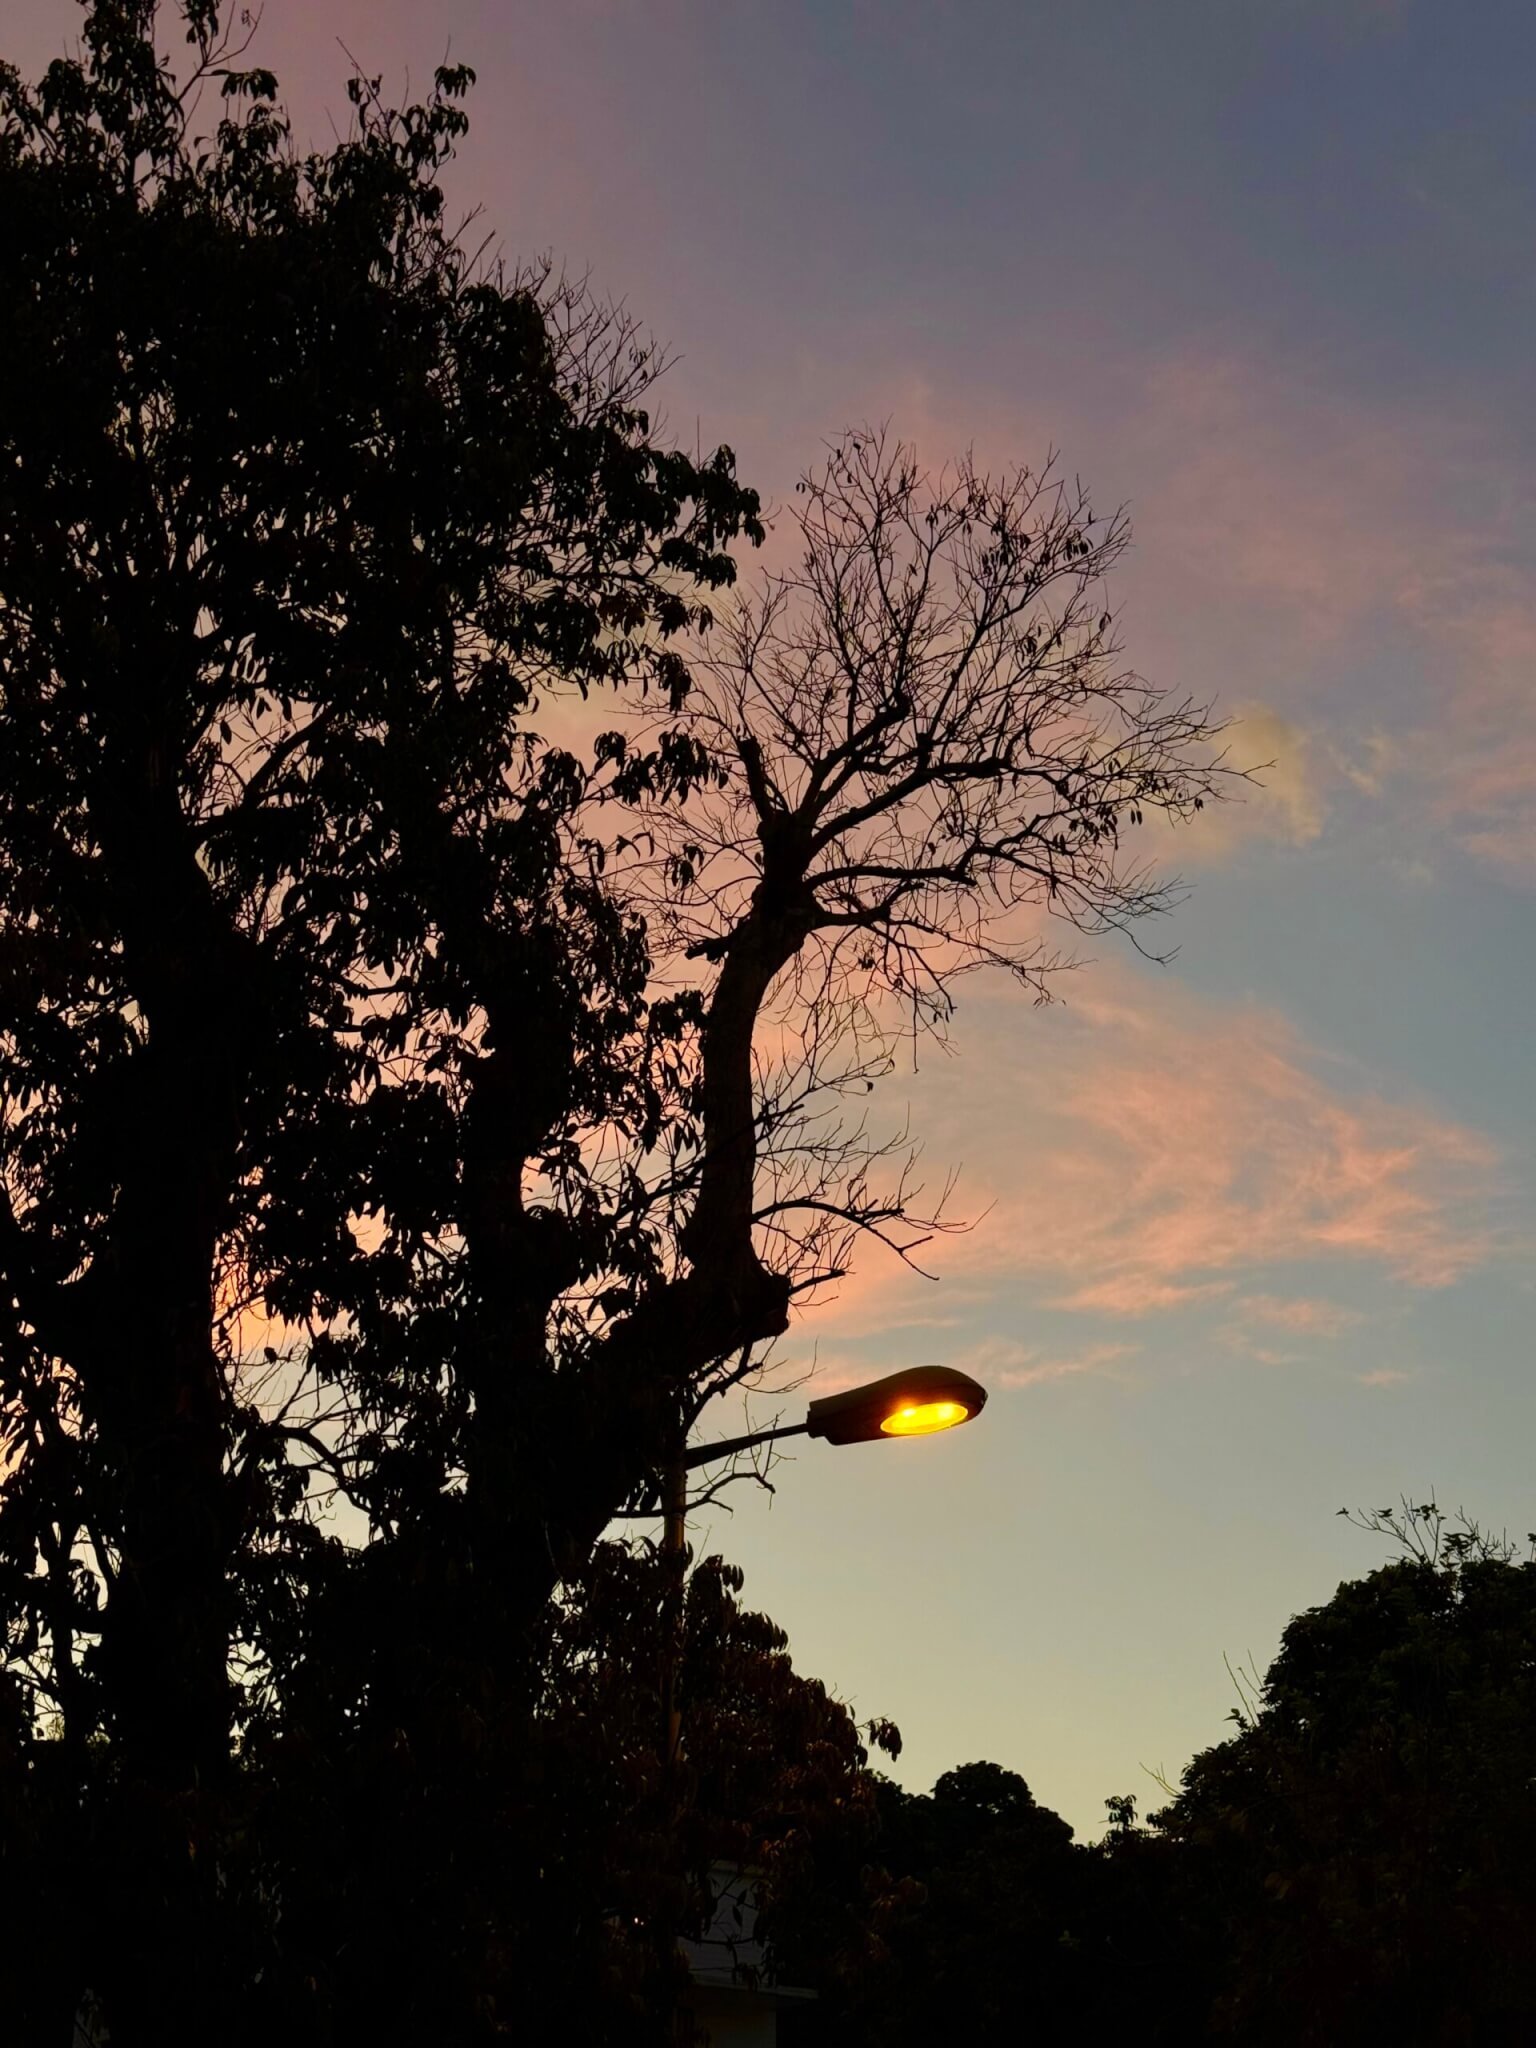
[11,0,1535,1832]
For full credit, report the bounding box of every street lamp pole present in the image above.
[661,1443,688,1763]
[662,1425,811,1761]
[656,1361,990,2046]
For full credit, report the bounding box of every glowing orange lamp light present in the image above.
[880,1397,971,1437]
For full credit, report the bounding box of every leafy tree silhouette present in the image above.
[0,6,758,2036]
[785,1507,1536,2047]
[820,1762,1087,2046]
[1153,1503,1536,2044]
[247,1537,897,2046]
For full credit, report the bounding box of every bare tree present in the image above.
[606,428,1228,1430]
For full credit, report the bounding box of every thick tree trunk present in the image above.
[74,754,257,2042]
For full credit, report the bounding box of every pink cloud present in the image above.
[874,347,1536,882]
[1056,1274,1235,1315]
[1415,598,1536,881]
[1234,1294,1364,1336]
[888,969,1508,1314]
[990,1343,1139,1389]
[1121,355,1536,881]
[912,1334,1141,1390]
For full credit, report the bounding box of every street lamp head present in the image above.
[805,1365,988,1448]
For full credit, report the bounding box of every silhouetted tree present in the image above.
[643,430,1225,1317]
[775,1760,1199,2045]
[850,1763,1083,2043]
[775,1506,1536,2048]
[247,1537,896,2046]
[1151,1503,1536,2044]
[0,5,758,2037]
[0,7,1222,2040]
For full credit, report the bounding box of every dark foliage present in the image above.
[242,1539,894,2047]
[1154,1507,1536,2044]
[852,1763,1084,2042]
[0,4,759,2037]
[795,1508,1536,2048]
[778,1762,1208,2047]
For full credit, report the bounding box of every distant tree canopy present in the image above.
[843,1763,1085,2045]
[802,1507,1536,2048]
[0,5,1221,2042]
[1151,1505,1536,2045]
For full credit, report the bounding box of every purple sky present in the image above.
[12,0,1536,1833]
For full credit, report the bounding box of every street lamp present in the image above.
[665,1364,988,1541]
[660,1365,988,1757]
[678,1364,989,1475]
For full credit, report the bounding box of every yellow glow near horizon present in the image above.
[880,1398,969,1437]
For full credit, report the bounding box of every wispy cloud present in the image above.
[831,348,1536,880]
[1122,352,1536,881]
[939,1334,1140,1389]
[895,969,1508,1315]
[1169,703,1327,864]
[1235,1294,1364,1336]
[1217,1297,1364,1366]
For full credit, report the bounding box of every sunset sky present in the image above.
[15,0,1536,1835]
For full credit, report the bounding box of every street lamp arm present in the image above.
[680,1421,810,1472]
